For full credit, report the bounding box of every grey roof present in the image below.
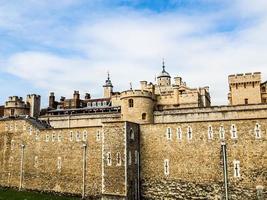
[158,64,171,78]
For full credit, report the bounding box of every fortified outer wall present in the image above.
[140,119,266,199]
[0,119,103,198]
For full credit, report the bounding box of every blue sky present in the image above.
[0,0,267,107]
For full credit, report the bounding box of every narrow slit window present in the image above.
[57,157,62,172]
[96,130,101,141]
[69,131,73,141]
[208,125,213,139]
[187,126,193,140]
[231,124,238,139]
[219,125,225,140]
[83,130,88,141]
[233,160,240,178]
[107,152,112,166]
[130,128,134,140]
[164,159,169,175]
[128,151,132,166]
[76,131,80,142]
[254,123,261,139]
[166,127,172,140]
[135,150,138,164]
[177,127,182,140]
[116,152,121,166]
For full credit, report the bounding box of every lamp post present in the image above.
[221,141,229,200]
[19,144,25,191]
[82,143,87,199]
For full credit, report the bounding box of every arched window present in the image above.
[128,99,134,107]
[142,113,147,120]
[130,128,134,140]
[116,152,121,166]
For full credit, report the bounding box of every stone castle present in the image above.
[0,63,266,199]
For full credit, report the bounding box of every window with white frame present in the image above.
[107,152,112,166]
[35,130,40,141]
[219,125,225,140]
[10,124,13,131]
[231,124,238,139]
[34,156,38,168]
[87,102,92,107]
[130,128,134,140]
[58,131,62,142]
[45,134,50,142]
[76,131,80,141]
[11,140,15,151]
[233,160,240,178]
[135,150,138,164]
[208,125,213,140]
[23,123,26,131]
[164,159,170,175]
[177,127,182,140]
[116,152,121,166]
[254,123,261,139]
[187,126,193,140]
[29,125,32,135]
[52,132,56,142]
[83,130,88,141]
[166,127,172,140]
[96,130,101,141]
[57,157,62,171]
[69,131,73,141]
[128,151,132,166]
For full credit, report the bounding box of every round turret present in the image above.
[157,61,171,86]
[120,90,155,124]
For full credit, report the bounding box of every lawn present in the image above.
[0,187,80,200]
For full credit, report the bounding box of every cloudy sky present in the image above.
[0,0,267,107]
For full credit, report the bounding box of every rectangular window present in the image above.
[231,124,238,139]
[58,131,62,142]
[52,132,56,142]
[83,130,88,141]
[128,151,132,166]
[233,160,240,178]
[45,134,49,142]
[219,125,225,140]
[76,131,80,142]
[164,159,169,175]
[96,130,101,141]
[187,126,193,140]
[208,125,213,140]
[135,150,138,165]
[255,123,261,139]
[107,152,112,166]
[57,157,62,171]
[244,98,248,105]
[177,127,182,140]
[116,152,121,166]
[166,127,172,140]
[69,131,73,141]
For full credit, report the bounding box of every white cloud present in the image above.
[1,0,267,105]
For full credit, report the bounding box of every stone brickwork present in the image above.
[140,119,266,199]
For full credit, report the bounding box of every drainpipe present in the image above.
[19,144,25,191]
[82,143,87,199]
[221,141,229,200]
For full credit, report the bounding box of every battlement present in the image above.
[27,94,41,99]
[120,89,154,99]
[228,72,261,84]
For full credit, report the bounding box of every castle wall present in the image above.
[140,119,266,199]
[0,119,103,198]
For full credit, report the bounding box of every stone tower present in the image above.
[228,72,262,105]
[120,90,154,124]
[26,94,41,118]
[103,72,113,98]
[157,61,171,86]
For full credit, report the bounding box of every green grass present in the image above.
[0,187,80,200]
